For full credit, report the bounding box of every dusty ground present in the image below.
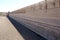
[0,16,24,40]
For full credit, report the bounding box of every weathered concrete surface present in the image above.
[0,16,24,40]
[9,14,60,40]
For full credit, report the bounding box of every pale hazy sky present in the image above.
[0,0,44,12]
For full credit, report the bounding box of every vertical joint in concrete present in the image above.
[39,2,42,10]
[55,0,60,8]
[31,5,35,12]
[47,0,55,9]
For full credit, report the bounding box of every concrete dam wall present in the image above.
[12,0,60,18]
[9,0,60,40]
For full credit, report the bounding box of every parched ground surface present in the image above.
[0,16,24,40]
